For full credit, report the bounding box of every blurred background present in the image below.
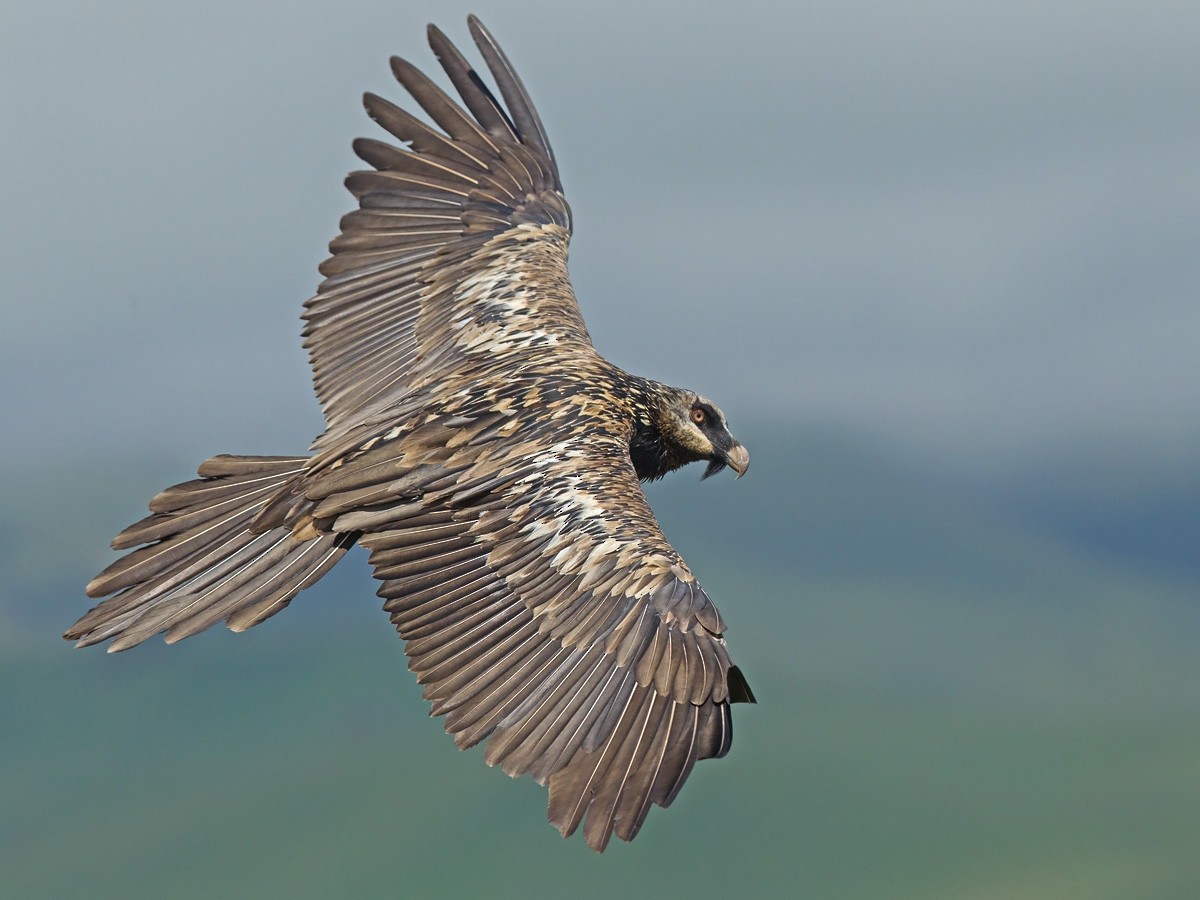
[2,1,1197,896]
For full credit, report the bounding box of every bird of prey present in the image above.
[67,16,754,852]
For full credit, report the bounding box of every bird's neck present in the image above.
[621,375,690,482]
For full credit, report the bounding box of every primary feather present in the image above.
[67,15,753,852]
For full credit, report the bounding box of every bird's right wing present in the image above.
[304,417,754,851]
[304,17,592,446]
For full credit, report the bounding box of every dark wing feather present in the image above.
[312,420,750,851]
[465,16,560,187]
[304,22,585,446]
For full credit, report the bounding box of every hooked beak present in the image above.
[724,442,750,478]
[704,441,750,480]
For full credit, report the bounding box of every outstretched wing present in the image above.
[304,17,590,443]
[304,417,754,852]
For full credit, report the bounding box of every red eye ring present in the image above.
[690,407,706,424]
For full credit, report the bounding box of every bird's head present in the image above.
[641,388,748,481]
[675,392,749,479]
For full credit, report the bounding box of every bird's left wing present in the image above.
[304,17,590,445]
[305,417,754,851]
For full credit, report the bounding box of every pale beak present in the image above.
[724,442,750,478]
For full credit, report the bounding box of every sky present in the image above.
[2,0,1197,482]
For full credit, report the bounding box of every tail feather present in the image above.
[67,454,355,651]
[114,474,286,547]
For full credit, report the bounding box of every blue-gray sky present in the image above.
[2,0,1197,478]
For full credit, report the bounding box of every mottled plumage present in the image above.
[67,16,753,851]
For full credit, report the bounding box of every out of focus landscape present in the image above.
[4,426,1198,897]
[2,1,1197,897]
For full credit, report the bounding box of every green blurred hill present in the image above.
[2,425,1197,898]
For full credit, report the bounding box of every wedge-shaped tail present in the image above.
[67,455,356,651]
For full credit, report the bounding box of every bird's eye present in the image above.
[690,407,707,425]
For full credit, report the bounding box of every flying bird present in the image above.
[67,16,754,852]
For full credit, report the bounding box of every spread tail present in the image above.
[66,454,355,652]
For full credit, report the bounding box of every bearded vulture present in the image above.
[67,16,754,852]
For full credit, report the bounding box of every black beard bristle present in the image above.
[701,459,726,480]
